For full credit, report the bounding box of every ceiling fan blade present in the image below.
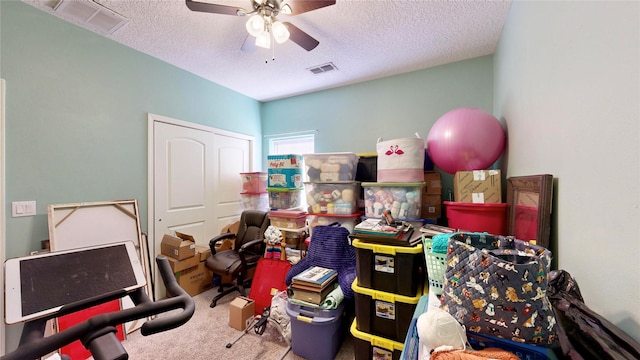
[185,0,246,16]
[283,22,319,51]
[283,1,336,15]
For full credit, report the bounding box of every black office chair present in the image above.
[206,210,270,308]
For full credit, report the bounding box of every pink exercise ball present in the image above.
[427,107,505,174]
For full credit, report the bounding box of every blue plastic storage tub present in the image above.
[286,301,347,360]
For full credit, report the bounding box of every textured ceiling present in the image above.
[23,0,512,102]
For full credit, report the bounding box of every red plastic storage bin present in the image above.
[444,201,507,235]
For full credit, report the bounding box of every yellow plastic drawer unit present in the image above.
[352,239,425,297]
[352,280,422,343]
[350,319,404,360]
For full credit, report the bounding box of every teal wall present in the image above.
[261,56,494,197]
[1,1,262,260]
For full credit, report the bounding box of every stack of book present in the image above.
[289,266,338,305]
[352,218,421,246]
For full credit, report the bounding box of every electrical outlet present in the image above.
[12,201,36,217]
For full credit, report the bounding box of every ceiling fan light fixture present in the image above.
[245,14,264,37]
[271,20,290,44]
[255,31,271,49]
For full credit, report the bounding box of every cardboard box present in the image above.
[161,233,196,260]
[168,261,213,297]
[195,245,212,262]
[166,254,199,273]
[229,296,255,331]
[423,171,442,195]
[453,170,502,204]
[221,221,240,236]
[421,194,442,219]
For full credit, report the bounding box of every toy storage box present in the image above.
[363,182,425,220]
[240,172,267,193]
[351,319,404,360]
[286,301,347,360]
[268,209,307,229]
[303,152,359,182]
[352,280,422,343]
[267,154,304,188]
[240,192,269,212]
[352,239,425,297]
[267,188,304,210]
[306,213,361,236]
[304,181,360,215]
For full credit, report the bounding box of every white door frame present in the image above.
[1,78,7,354]
[147,113,256,298]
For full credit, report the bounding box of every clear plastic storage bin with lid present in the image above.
[267,187,304,210]
[240,192,269,211]
[362,182,425,220]
[304,181,360,215]
[240,172,267,193]
[303,152,359,182]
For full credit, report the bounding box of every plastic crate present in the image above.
[467,332,559,360]
[352,239,425,297]
[304,181,360,215]
[351,319,404,360]
[363,182,425,220]
[399,294,430,360]
[352,280,422,343]
[422,237,447,296]
[303,152,359,182]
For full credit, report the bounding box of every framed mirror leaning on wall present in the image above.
[506,174,553,248]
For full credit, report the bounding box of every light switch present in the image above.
[12,201,36,217]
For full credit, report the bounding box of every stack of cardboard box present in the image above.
[421,171,443,222]
[444,169,507,235]
[161,232,213,297]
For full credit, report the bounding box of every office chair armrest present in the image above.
[238,238,265,253]
[208,232,236,255]
[237,238,266,266]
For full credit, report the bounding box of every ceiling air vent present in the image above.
[307,62,338,75]
[54,0,129,35]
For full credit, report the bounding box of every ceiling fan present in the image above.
[186,0,336,51]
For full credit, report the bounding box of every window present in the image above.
[268,134,315,155]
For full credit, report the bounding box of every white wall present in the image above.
[494,1,640,341]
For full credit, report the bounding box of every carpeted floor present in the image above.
[121,287,356,359]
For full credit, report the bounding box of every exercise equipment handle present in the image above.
[1,255,195,360]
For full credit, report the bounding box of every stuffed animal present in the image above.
[264,226,286,260]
